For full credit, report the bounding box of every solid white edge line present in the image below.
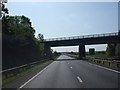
[82,60,120,73]
[95,64,120,73]
[77,76,83,83]
[17,62,53,90]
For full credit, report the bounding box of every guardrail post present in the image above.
[103,61,104,65]
[117,63,119,68]
[108,62,110,66]
[4,72,8,79]
[99,61,100,64]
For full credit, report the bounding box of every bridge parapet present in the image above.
[43,32,118,42]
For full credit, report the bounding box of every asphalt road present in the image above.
[19,55,119,88]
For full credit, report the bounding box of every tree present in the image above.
[106,44,116,56]
[115,30,120,58]
[106,30,120,58]
[115,44,120,58]
[52,51,60,58]
[2,16,35,37]
[1,0,8,18]
[2,15,45,69]
[37,33,44,41]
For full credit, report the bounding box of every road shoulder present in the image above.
[3,60,53,89]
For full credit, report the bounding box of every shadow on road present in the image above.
[54,59,78,61]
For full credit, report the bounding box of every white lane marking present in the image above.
[17,62,53,90]
[83,61,120,73]
[95,64,120,73]
[77,76,83,83]
[70,67,72,69]
[68,62,69,64]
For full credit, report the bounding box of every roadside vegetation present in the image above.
[1,2,60,70]
[87,51,120,59]
[2,14,60,85]
[52,51,61,59]
[1,2,60,87]
[67,39,120,59]
[67,51,120,69]
[3,60,52,86]
[2,15,47,70]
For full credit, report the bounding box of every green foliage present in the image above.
[68,52,78,55]
[115,30,120,58]
[96,51,105,54]
[106,44,116,56]
[115,44,120,58]
[52,51,61,58]
[2,15,45,70]
[106,30,120,58]
[37,33,44,41]
[2,16,35,35]
[1,1,9,18]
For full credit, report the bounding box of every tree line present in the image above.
[106,30,120,58]
[2,15,50,70]
[1,2,59,70]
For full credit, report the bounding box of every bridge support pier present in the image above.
[44,44,52,59]
[79,44,85,59]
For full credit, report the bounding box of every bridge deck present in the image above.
[43,32,119,42]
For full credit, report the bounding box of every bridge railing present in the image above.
[43,32,118,42]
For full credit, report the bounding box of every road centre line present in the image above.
[17,62,53,90]
[77,76,83,83]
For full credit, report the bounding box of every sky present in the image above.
[6,1,118,52]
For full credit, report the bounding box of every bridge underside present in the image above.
[43,36,119,59]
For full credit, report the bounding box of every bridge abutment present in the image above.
[79,44,85,59]
[44,44,52,59]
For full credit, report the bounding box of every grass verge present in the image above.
[2,60,52,86]
[83,59,119,69]
[67,54,119,69]
[86,54,119,59]
[67,54,78,59]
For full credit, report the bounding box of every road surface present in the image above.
[19,55,119,88]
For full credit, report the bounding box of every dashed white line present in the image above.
[70,67,72,69]
[17,62,53,90]
[77,76,83,83]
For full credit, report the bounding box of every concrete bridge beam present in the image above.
[79,44,85,59]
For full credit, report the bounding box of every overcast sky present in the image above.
[6,2,118,52]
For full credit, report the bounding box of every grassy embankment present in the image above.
[68,53,119,59]
[3,60,52,86]
[67,53,120,69]
[87,54,119,59]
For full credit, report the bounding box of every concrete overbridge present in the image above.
[41,32,120,59]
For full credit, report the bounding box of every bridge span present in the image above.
[41,32,120,59]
